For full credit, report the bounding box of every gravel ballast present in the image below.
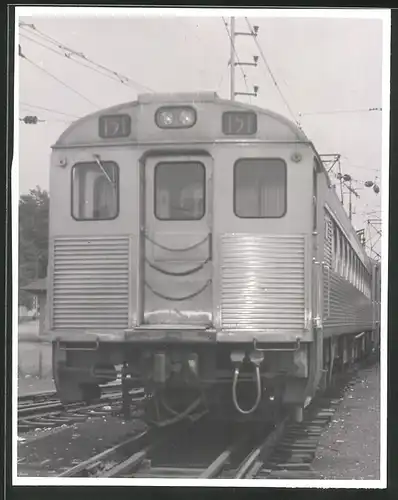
[312,363,381,480]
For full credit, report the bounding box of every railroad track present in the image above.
[18,385,145,433]
[59,417,292,479]
[18,390,60,406]
[58,354,378,480]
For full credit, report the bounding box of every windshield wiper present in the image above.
[92,154,115,187]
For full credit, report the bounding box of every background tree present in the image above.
[19,186,49,309]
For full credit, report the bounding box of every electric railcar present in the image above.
[48,92,381,425]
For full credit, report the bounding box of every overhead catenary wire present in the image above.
[19,22,154,93]
[19,49,99,109]
[19,31,144,91]
[20,101,81,119]
[245,17,298,124]
[299,108,382,117]
[341,155,380,173]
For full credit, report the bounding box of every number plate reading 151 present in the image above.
[99,114,131,139]
[222,111,257,136]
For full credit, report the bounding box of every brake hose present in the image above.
[148,396,203,428]
[149,368,207,427]
[232,363,262,415]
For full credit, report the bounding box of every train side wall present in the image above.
[317,171,373,338]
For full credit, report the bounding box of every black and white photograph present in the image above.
[13,6,389,488]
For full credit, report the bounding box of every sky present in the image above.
[16,8,388,257]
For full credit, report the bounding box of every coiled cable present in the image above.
[232,364,262,415]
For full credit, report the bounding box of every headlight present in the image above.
[155,106,196,129]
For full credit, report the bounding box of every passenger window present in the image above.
[361,266,364,292]
[155,161,205,221]
[234,158,287,218]
[343,240,346,277]
[353,257,357,287]
[339,231,344,276]
[333,225,338,272]
[72,161,119,220]
[346,244,351,280]
[348,247,352,282]
[342,238,347,277]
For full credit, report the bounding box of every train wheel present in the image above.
[292,405,304,423]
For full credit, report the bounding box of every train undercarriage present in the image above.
[52,329,379,426]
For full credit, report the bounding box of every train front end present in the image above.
[49,92,322,424]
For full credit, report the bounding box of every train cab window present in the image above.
[234,158,287,218]
[155,161,205,221]
[72,161,119,220]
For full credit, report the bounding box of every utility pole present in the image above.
[230,17,236,101]
[228,17,259,101]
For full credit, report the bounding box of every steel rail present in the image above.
[59,430,150,477]
[18,387,145,432]
[234,418,289,478]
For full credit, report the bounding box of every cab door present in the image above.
[140,154,213,327]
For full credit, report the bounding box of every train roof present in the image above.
[52,91,310,148]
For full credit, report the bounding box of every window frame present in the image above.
[71,160,120,222]
[233,157,288,219]
[154,160,206,222]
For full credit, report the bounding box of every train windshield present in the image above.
[154,161,205,221]
[234,158,287,218]
[72,161,119,220]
